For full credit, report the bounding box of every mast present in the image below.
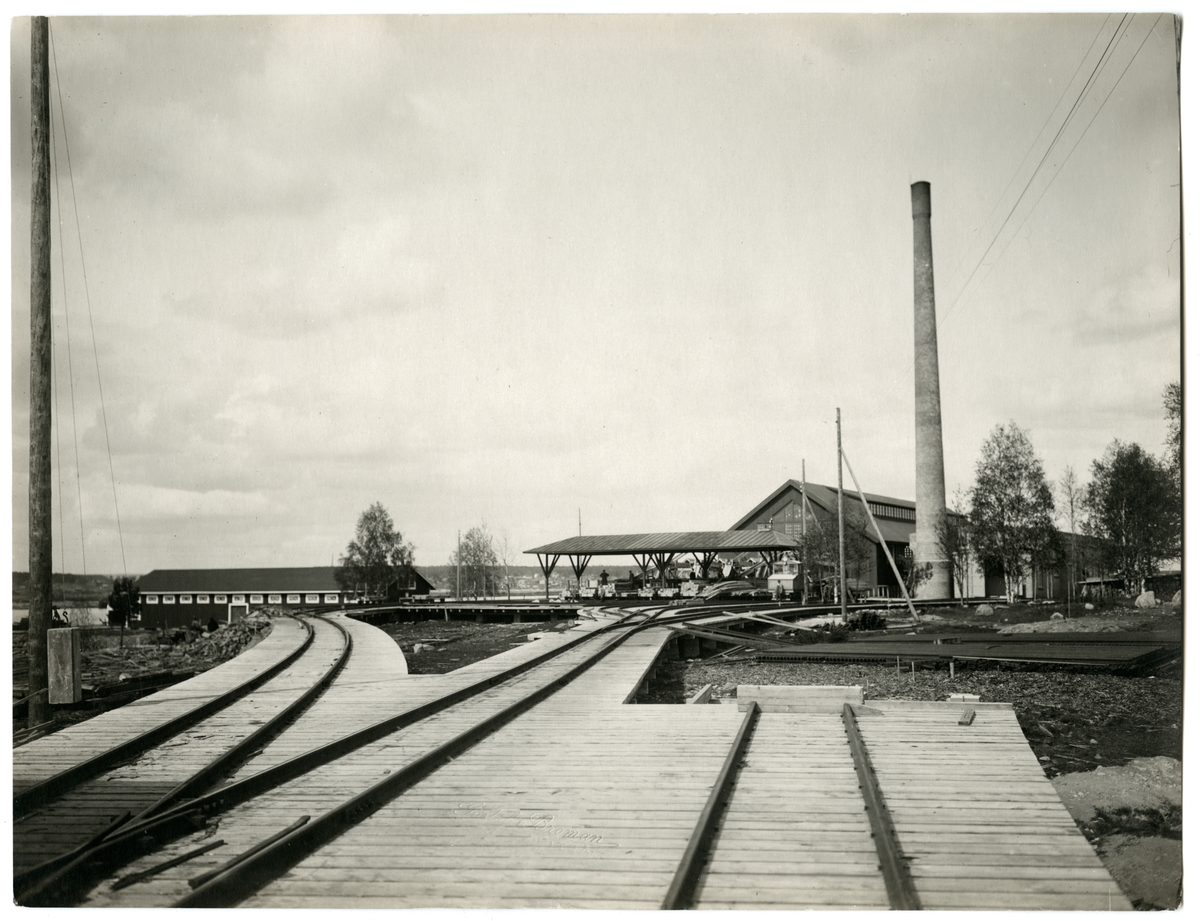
[837,408,847,621]
[28,15,53,727]
[801,459,808,605]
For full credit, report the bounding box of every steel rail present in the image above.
[15,614,349,905]
[176,625,645,907]
[27,606,704,907]
[13,614,316,820]
[19,608,647,906]
[841,703,921,911]
[134,614,354,822]
[111,839,226,892]
[661,701,760,910]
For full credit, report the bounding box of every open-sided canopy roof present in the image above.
[525,530,799,556]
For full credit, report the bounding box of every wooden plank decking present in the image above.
[857,700,1133,911]
[13,617,348,875]
[24,611,1132,910]
[692,711,891,910]
[12,615,309,794]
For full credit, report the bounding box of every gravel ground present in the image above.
[375,618,577,673]
[649,658,1182,776]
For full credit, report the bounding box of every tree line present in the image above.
[336,504,513,600]
[937,381,1181,603]
[336,381,1180,606]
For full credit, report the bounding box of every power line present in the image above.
[49,20,128,576]
[940,14,1134,329]
[49,103,88,575]
[952,15,1164,313]
[937,14,1115,304]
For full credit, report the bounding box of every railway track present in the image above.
[14,614,351,893]
[15,606,662,906]
[14,605,1130,909]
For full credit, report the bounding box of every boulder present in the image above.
[1171,590,1182,604]
[1135,591,1157,609]
[1084,602,1095,611]
[1050,612,1064,620]
[976,603,995,617]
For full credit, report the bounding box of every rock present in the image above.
[118,672,131,682]
[1085,603,1095,610]
[1135,591,1157,609]
[1052,756,1182,825]
[1097,834,1182,910]
[1050,612,1064,620]
[1170,590,1181,604]
[976,604,994,617]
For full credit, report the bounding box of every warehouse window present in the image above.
[163,595,175,603]
[287,594,300,604]
[269,594,282,604]
[324,593,338,603]
[215,594,228,604]
[145,595,159,604]
[250,594,264,604]
[232,594,245,604]
[180,595,193,604]
[197,595,210,604]
[305,594,320,604]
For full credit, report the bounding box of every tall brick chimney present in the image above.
[911,181,951,599]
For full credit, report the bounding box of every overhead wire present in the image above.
[49,95,88,576]
[947,14,1164,318]
[935,14,1116,311]
[49,20,128,576]
[882,16,1130,405]
[939,13,1134,330]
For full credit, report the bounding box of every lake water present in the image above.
[12,606,109,627]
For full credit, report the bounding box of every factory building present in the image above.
[137,565,431,630]
[732,480,1072,601]
[731,480,918,598]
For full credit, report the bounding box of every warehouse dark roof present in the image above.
[525,530,800,556]
[139,567,343,593]
[732,479,918,546]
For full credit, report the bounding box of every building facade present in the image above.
[137,565,431,630]
[733,480,1077,602]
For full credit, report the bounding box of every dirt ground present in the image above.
[374,618,577,673]
[12,616,273,744]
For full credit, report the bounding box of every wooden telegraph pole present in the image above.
[836,409,847,623]
[800,460,808,605]
[28,15,53,727]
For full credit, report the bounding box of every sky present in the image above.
[9,12,1184,575]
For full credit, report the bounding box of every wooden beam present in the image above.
[27,15,52,727]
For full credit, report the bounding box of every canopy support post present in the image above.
[537,553,560,602]
[568,554,592,597]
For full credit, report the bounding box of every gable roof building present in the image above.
[730,479,918,597]
[137,565,430,630]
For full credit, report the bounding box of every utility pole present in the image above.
[801,460,808,605]
[456,530,461,601]
[837,408,847,622]
[28,16,53,728]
